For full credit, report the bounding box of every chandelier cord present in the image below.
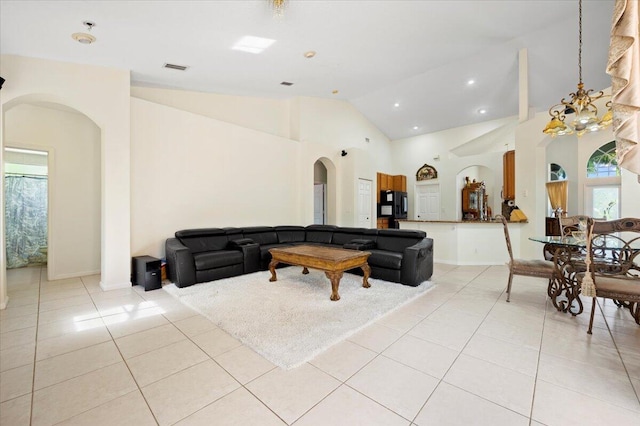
[578,0,583,84]
[542,0,610,137]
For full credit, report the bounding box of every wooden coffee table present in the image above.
[268,245,371,301]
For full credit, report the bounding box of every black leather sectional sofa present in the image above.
[165,225,433,288]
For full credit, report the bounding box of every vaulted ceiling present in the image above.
[0,0,615,140]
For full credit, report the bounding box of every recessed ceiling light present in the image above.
[72,20,96,44]
[232,35,276,54]
[413,126,419,130]
[72,33,96,44]
[394,103,400,107]
[478,108,487,114]
[467,79,475,85]
[332,90,339,94]
[304,51,316,58]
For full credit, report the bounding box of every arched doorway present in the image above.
[313,160,327,224]
[313,157,336,225]
[2,99,101,283]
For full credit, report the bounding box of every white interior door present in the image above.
[313,184,325,224]
[357,179,372,228]
[416,184,440,220]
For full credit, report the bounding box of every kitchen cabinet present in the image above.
[392,175,406,192]
[503,150,515,200]
[377,173,406,202]
[376,217,389,229]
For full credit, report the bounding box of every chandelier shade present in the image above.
[543,0,612,137]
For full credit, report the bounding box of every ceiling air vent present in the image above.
[163,63,189,71]
[280,81,294,86]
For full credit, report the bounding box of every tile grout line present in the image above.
[278,265,495,424]
[597,297,640,406]
[408,265,536,424]
[132,286,287,425]
[29,265,43,426]
[527,292,551,425]
[535,297,640,415]
[232,267,479,425]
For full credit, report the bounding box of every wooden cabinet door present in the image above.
[384,174,392,190]
[503,150,515,200]
[392,175,407,192]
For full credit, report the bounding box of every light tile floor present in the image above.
[1,264,639,425]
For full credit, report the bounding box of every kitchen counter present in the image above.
[399,219,527,224]
[398,219,526,265]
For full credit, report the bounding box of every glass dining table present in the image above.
[529,235,640,315]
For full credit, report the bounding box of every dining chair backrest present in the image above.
[589,217,640,277]
[559,215,590,237]
[581,217,640,333]
[500,216,514,262]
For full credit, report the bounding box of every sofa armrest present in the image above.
[344,239,376,250]
[165,238,196,288]
[400,238,434,286]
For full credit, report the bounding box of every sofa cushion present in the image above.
[193,250,243,271]
[344,239,376,250]
[331,227,368,245]
[223,227,243,241]
[275,226,306,243]
[305,225,336,244]
[376,229,426,253]
[242,226,278,245]
[367,249,403,270]
[175,228,229,253]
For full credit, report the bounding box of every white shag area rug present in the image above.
[164,267,434,369]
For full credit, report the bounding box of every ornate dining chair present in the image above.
[500,216,555,302]
[559,215,591,237]
[578,218,640,334]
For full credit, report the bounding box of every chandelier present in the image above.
[270,0,287,16]
[543,0,612,137]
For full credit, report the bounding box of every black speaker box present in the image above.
[132,255,162,291]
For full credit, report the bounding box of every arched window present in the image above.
[549,163,567,181]
[587,141,619,178]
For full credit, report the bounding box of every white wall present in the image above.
[131,86,291,139]
[130,98,301,258]
[0,55,131,303]
[4,104,101,278]
[130,93,394,257]
[391,117,513,221]
[296,97,392,227]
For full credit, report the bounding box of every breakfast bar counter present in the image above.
[398,219,527,265]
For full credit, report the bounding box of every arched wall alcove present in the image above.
[455,165,496,220]
[3,96,102,283]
